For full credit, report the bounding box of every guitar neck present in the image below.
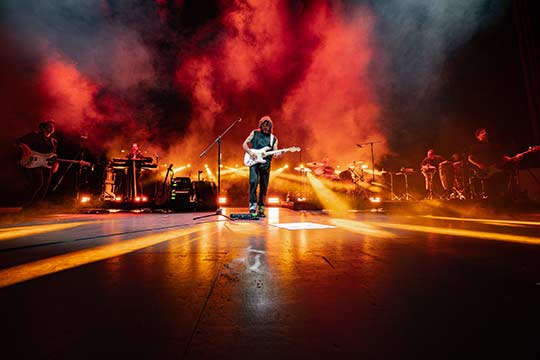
[264,148,293,156]
[57,159,91,166]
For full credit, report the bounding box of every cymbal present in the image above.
[306,161,325,168]
[294,166,312,172]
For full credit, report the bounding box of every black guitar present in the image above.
[470,146,540,179]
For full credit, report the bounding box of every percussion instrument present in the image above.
[294,166,311,173]
[438,161,454,191]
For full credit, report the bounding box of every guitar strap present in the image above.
[270,134,275,149]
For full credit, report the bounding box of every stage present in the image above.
[1,206,539,359]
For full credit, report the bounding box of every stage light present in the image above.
[142,196,148,202]
[135,197,141,202]
[369,196,382,203]
[218,196,228,205]
[114,196,122,202]
[361,164,368,169]
[284,164,289,168]
[306,172,351,213]
[80,196,91,203]
[235,164,239,168]
[267,197,280,205]
[172,165,190,173]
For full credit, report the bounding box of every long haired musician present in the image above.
[17,120,58,206]
[242,116,279,217]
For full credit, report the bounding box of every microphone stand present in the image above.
[193,117,242,221]
[357,141,382,182]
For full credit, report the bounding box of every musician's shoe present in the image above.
[249,203,257,214]
[257,205,265,218]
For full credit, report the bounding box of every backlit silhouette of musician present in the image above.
[420,149,445,200]
[467,128,515,199]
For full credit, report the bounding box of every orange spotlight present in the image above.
[80,196,91,203]
[218,196,228,205]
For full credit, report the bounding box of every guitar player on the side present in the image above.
[17,120,59,206]
[242,115,280,217]
[467,128,518,200]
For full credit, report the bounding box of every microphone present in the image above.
[238,117,242,122]
[356,144,363,148]
[167,163,173,171]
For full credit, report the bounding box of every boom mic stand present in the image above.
[357,141,382,183]
[193,117,242,221]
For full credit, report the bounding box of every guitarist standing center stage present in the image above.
[17,120,59,206]
[242,116,280,217]
[467,128,519,199]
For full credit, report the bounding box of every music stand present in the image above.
[193,117,242,221]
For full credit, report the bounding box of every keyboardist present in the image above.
[112,143,157,201]
[127,143,143,160]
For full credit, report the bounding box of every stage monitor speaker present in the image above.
[169,177,192,211]
[192,180,218,211]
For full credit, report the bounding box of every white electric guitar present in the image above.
[244,146,301,167]
[20,150,92,169]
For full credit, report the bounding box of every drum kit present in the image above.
[292,159,375,198]
[295,160,366,183]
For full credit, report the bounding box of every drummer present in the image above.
[307,157,337,180]
[420,149,445,200]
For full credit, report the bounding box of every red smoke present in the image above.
[38,57,154,157]
[280,2,384,165]
[38,57,100,135]
[174,0,384,169]
[10,0,386,171]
